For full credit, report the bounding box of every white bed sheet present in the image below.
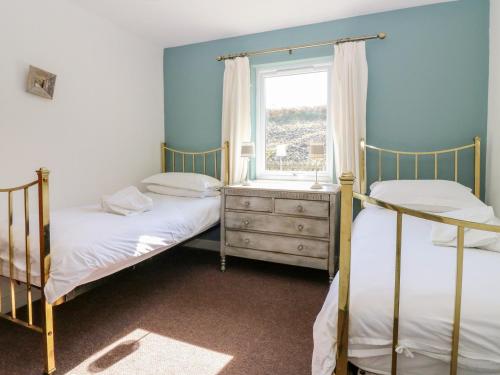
[313,207,500,375]
[0,193,220,304]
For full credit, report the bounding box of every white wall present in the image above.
[487,0,500,213]
[0,0,164,210]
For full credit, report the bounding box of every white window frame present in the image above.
[255,57,333,181]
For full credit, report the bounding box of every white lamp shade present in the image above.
[275,144,287,157]
[240,142,255,157]
[309,143,325,159]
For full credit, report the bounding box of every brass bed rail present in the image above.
[161,140,230,185]
[360,137,481,198]
[335,136,492,375]
[0,168,54,374]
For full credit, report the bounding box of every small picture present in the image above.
[26,65,56,99]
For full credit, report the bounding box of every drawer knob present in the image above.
[244,201,250,207]
[297,205,304,212]
[297,244,304,251]
[297,224,304,231]
[244,238,250,244]
[243,220,250,226]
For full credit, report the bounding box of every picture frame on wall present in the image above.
[26,65,57,99]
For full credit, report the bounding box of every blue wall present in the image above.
[164,0,489,195]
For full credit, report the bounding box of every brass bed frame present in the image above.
[335,136,500,375]
[0,141,229,374]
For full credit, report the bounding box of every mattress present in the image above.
[0,193,220,304]
[312,207,500,375]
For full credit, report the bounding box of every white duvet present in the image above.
[313,207,500,375]
[0,193,220,304]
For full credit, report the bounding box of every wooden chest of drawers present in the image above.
[220,181,340,281]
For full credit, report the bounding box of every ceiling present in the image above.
[70,0,454,47]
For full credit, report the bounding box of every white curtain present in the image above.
[331,42,368,192]
[221,57,251,185]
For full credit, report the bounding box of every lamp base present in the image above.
[310,182,323,190]
[241,157,252,186]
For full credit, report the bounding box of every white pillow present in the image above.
[142,172,222,192]
[146,185,220,198]
[431,206,497,248]
[369,180,485,213]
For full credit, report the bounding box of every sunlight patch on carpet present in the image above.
[67,328,233,375]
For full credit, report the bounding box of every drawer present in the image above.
[225,211,329,238]
[226,195,272,212]
[226,230,329,258]
[275,198,329,218]
[225,246,328,270]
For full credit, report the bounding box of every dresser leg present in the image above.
[329,274,334,284]
[220,256,226,272]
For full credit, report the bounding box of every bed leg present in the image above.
[220,256,226,272]
[37,169,56,375]
[42,300,56,374]
[336,172,355,375]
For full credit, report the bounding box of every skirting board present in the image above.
[184,239,220,252]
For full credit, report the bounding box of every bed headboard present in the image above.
[359,136,481,198]
[161,141,230,185]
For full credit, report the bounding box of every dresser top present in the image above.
[225,180,340,194]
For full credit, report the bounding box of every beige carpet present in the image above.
[0,247,329,375]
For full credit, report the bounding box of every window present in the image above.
[256,58,333,181]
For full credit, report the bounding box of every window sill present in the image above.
[255,173,333,183]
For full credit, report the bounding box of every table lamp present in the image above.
[309,143,324,189]
[240,142,255,186]
[275,144,287,171]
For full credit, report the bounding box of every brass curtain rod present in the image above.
[216,32,386,61]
